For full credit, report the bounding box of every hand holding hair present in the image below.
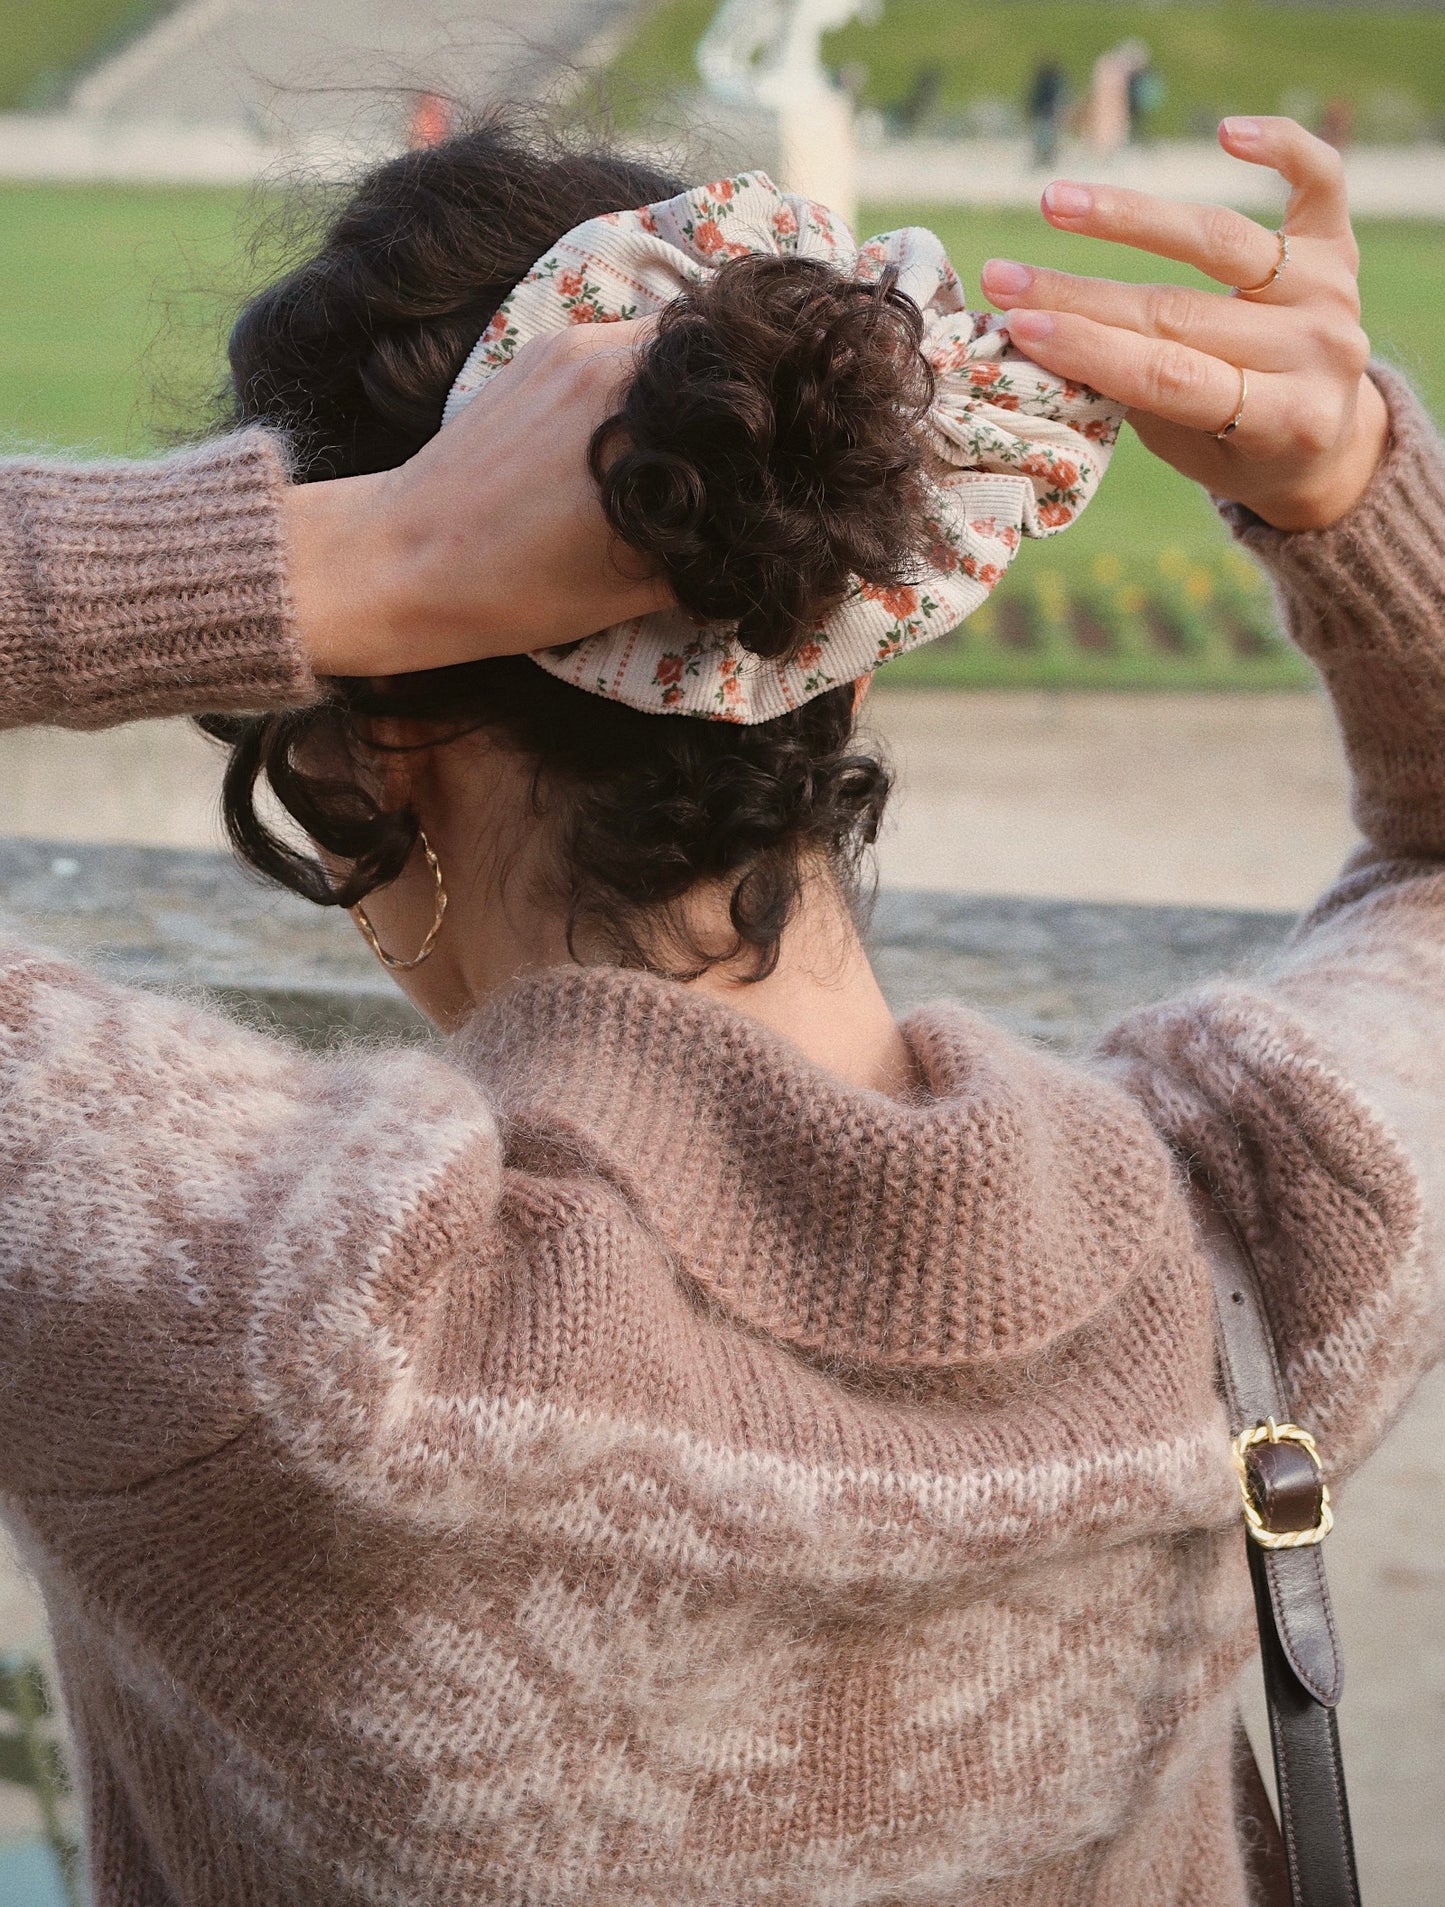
[982,115,1389,531]
[282,319,671,679]
[439,171,1121,722]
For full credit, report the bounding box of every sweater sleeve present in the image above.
[0,430,317,728]
[1101,367,1445,1477]
[0,942,503,1498]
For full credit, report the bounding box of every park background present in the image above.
[1,1,1444,1903]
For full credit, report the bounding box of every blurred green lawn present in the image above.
[886,202,1445,580]
[0,186,270,451]
[8,183,1436,542]
[610,0,1445,142]
[2,183,1441,687]
[1,0,168,109]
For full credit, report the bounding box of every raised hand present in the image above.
[981,116,1390,531]
[285,320,671,678]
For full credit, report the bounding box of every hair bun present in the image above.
[590,254,935,663]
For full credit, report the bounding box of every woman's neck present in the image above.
[687,889,917,1098]
[363,746,913,1097]
[382,839,913,1098]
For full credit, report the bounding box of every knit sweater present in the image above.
[0,377,1442,1907]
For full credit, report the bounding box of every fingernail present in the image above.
[1005,309,1055,341]
[1043,181,1092,219]
[1222,117,1261,144]
[982,258,1033,296]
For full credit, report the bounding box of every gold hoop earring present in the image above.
[351,831,448,971]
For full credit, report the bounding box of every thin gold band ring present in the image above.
[1212,366,1249,442]
[1232,229,1290,298]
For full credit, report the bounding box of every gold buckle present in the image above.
[1231,1418,1334,1549]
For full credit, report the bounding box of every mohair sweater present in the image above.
[1,377,1444,1907]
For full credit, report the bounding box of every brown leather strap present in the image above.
[1246,1437,1327,1537]
[1193,1188,1363,1907]
[1235,1716,1291,1907]
[1197,1192,1343,1708]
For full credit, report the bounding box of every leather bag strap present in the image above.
[1234,1716,1292,1907]
[1192,1188,1364,1907]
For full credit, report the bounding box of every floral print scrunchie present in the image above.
[444,171,1123,724]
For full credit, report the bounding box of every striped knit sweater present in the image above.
[0,373,1443,1906]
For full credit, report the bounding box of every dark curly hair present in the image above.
[594,252,933,659]
[205,115,932,979]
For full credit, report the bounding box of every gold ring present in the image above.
[1212,366,1248,441]
[1232,229,1290,298]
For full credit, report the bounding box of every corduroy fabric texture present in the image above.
[0,379,1443,1906]
[442,169,1122,723]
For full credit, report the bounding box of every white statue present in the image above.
[695,0,877,222]
[698,0,876,111]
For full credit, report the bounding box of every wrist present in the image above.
[1245,376,1391,533]
[283,472,402,676]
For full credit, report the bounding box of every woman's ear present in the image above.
[852,675,873,715]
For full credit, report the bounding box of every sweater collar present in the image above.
[455,964,1171,1368]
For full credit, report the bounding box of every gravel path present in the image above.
[861,134,1445,220]
[0,688,1359,909]
[67,0,634,135]
[0,0,644,186]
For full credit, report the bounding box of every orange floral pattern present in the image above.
[441,171,1122,722]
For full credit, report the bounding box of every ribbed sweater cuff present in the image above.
[0,429,318,730]
[1219,365,1445,631]
[1218,367,1445,857]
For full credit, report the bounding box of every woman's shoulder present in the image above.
[0,934,492,1169]
[1099,970,1440,1478]
[0,937,503,1497]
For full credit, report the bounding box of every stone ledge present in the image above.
[866,885,1294,1043]
[0,837,1296,1049]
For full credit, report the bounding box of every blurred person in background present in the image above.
[891,57,943,134]
[1322,95,1356,149]
[1127,55,1165,145]
[1083,36,1151,154]
[1027,57,1068,168]
[409,89,456,149]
